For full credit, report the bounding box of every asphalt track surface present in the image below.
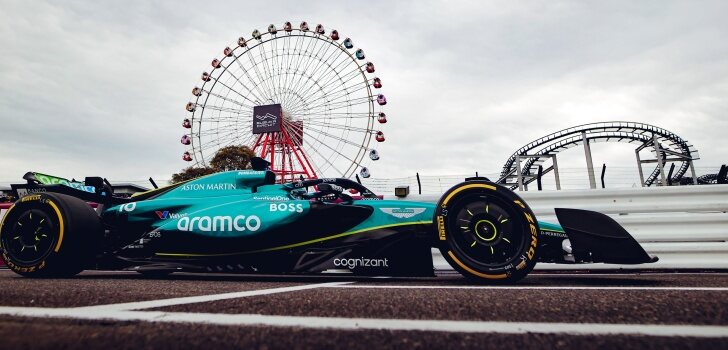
[0,269,726,349]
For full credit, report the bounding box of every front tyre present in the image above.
[435,180,540,283]
[0,193,102,277]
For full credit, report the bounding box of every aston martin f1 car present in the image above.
[0,158,656,283]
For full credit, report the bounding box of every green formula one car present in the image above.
[0,158,656,283]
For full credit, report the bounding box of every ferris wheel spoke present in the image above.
[303,49,360,94]
[279,122,324,176]
[302,127,367,177]
[284,122,346,176]
[299,119,373,133]
[289,47,350,105]
[207,76,260,107]
[219,64,267,104]
[196,125,251,137]
[254,39,276,97]
[197,103,250,114]
[312,80,368,106]
[285,34,316,93]
[244,49,276,100]
[305,53,359,97]
[196,126,245,142]
[315,65,367,99]
[298,72,367,111]
[300,41,347,90]
[318,70,365,99]
[258,36,283,99]
[282,34,304,104]
[202,88,255,109]
[275,38,288,102]
[301,123,372,153]
[297,112,371,120]
[231,54,270,104]
[286,37,335,103]
[197,116,253,123]
[305,95,371,114]
[267,36,284,99]
[202,135,246,150]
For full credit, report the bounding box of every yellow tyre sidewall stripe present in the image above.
[447,250,507,280]
[0,204,16,250]
[47,200,65,252]
[441,183,496,207]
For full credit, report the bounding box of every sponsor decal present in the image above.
[177,215,261,232]
[180,183,237,191]
[21,195,42,202]
[15,188,47,197]
[255,113,277,121]
[541,230,568,238]
[523,211,538,260]
[237,170,264,175]
[269,203,304,213]
[333,257,389,269]
[379,207,426,219]
[437,215,446,240]
[252,195,290,201]
[155,211,188,219]
[33,172,95,193]
[252,104,282,134]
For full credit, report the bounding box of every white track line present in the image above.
[0,307,726,338]
[530,272,728,277]
[76,282,349,311]
[325,285,728,291]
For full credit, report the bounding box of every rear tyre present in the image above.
[0,193,101,277]
[435,180,540,283]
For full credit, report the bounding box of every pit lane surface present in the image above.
[0,269,726,349]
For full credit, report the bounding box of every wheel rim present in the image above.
[3,209,56,265]
[447,193,526,267]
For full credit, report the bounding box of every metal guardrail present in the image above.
[387,185,728,270]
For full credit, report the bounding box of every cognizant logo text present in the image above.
[177,215,261,232]
[333,257,389,268]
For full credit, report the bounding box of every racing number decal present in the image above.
[118,202,137,213]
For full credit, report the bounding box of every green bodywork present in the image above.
[103,171,563,253]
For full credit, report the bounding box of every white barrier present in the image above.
[387,185,728,270]
[1,185,726,270]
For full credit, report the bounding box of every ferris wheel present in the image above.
[181,21,388,182]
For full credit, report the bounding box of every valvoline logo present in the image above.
[155,211,187,220]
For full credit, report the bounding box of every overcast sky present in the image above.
[1,0,726,187]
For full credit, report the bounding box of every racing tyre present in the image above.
[435,180,540,283]
[0,192,102,277]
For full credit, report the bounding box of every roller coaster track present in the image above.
[498,122,699,189]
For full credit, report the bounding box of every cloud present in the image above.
[1,0,726,188]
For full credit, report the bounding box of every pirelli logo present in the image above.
[437,215,446,240]
[524,212,538,260]
[21,195,42,202]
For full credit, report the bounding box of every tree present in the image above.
[170,145,256,183]
[170,166,215,184]
[209,145,256,171]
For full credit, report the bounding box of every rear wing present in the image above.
[10,172,130,205]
